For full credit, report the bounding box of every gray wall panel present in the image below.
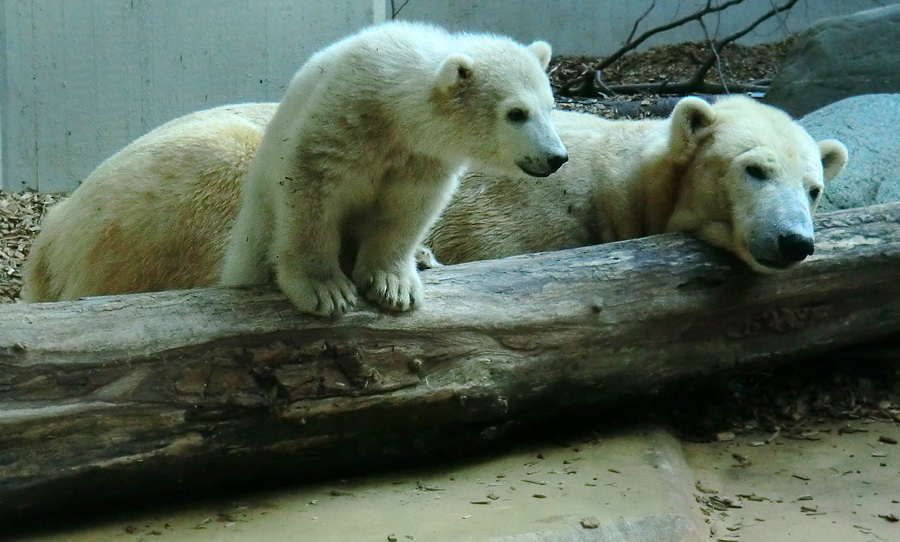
[396,1,888,56]
[1,0,378,192]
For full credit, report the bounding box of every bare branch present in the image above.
[594,0,746,72]
[699,18,729,93]
[559,0,749,97]
[626,0,658,45]
[764,0,802,38]
[687,0,800,89]
[560,0,802,98]
[714,0,800,50]
[390,0,411,19]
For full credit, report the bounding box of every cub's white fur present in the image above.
[218,21,566,316]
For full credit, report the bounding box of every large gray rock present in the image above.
[799,94,900,212]
[764,6,900,117]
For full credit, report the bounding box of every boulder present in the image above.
[764,6,900,117]
[800,94,900,212]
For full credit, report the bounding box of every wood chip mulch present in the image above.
[0,191,63,302]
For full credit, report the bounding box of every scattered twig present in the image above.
[699,18,729,93]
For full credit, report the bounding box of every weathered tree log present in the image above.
[2,203,900,523]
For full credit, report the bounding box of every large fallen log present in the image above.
[2,202,900,523]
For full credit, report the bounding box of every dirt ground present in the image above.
[15,428,702,542]
[12,420,900,541]
[2,38,898,448]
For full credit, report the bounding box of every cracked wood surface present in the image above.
[1,203,900,522]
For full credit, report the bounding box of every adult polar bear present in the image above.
[427,95,848,272]
[21,96,847,304]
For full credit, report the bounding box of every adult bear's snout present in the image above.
[777,232,814,263]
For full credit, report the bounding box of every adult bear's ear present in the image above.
[528,40,552,71]
[670,96,715,156]
[435,53,474,92]
[818,139,848,183]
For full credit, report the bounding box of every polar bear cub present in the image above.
[218,22,567,316]
[425,95,848,272]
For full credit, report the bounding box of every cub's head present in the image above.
[666,96,848,272]
[431,38,567,177]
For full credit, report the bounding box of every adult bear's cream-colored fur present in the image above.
[21,96,847,303]
[22,104,274,303]
[427,95,848,272]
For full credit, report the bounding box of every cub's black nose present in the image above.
[547,154,568,173]
[777,232,814,263]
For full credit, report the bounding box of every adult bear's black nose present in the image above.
[777,232,814,263]
[547,153,568,173]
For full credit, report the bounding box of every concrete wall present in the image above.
[0,0,381,192]
[0,0,890,192]
[395,0,888,55]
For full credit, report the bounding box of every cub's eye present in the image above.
[809,187,821,199]
[745,165,768,180]
[507,108,528,123]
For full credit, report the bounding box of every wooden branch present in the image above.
[561,0,748,96]
[698,18,729,92]
[596,0,746,72]
[390,0,411,19]
[687,0,800,89]
[2,203,900,523]
[560,0,798,98]
[626,0,658,45]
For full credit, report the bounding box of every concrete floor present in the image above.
[685,420,900,542]
[10,421,900,541]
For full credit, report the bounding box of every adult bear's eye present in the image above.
[507,108,528,123]
[745,165,768,180]
[809,187,821,199]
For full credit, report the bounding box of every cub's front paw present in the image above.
[354,266,423,312]
[278,271,358,317]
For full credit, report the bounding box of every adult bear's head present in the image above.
[666,95,848,272]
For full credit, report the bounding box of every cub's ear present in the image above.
[528,40,552,71]
[435,53,475,92]
[669,96,715,156]
[818,139,848,183]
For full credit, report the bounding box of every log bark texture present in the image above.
[2,203,900,522]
